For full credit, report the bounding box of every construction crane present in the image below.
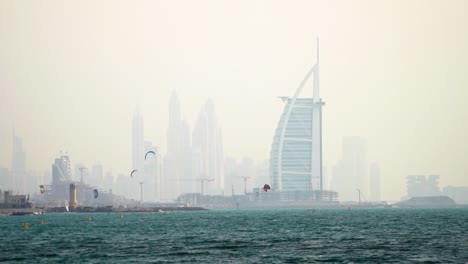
[238,176,250,195]
[357,188,368,204]
[177,178,214,196]
[198,178,214,196]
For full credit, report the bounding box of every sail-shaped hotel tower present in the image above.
[270,39,324,195]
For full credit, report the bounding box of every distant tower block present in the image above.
[70,183,77,208]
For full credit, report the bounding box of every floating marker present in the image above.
[40,219,44,225]
[23,222,29,229]
[87,216,92,222]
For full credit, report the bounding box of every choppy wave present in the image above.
[1,208,467,263]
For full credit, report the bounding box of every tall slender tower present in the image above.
[270,39,324,193]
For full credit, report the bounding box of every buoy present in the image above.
[40,219,44,225]
[87,216,92,222]
[120,213,124,219]
[23,222,29,229]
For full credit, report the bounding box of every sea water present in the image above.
[1,208,467,263]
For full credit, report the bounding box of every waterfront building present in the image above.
[407,175,440,197]
[270,39,324,195]
[0,191,31,209]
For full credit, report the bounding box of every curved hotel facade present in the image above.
[270,40,325,195]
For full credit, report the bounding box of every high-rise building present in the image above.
[180,120,194,194]
[333,137,368,201]
[142,141,161,201]
[270,39,324,193]
[91,162,103,187]
[52,154,72,184]
[192,109,208,193]
[12,128,26,193]
[369,162,381,202]
[192,99,224,195]
[132,110,144,171]
[48,154,73,204]
[163,91,191,200]
[407,175,440,197]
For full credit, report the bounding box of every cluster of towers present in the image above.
[132,92,224,201]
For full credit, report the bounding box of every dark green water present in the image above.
[1,209,468,263]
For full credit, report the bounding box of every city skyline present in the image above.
[1,2,467,262]
[1,1,467,201]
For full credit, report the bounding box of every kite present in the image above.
[145,150,156,160]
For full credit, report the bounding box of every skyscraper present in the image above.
[270,39,324,193]
[192,108,208,193]
[163,91,191,200]
[407,175,440,197]
[142,141,161,201]
[52,154,72,184]
[91,162,103,187]
[333,137,368,201]
[369,162,381,202]
[192,99,224,195]
[132,110,144,171]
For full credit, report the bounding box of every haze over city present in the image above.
[1,0,467,201]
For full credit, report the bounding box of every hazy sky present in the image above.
[1,0,467,200]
